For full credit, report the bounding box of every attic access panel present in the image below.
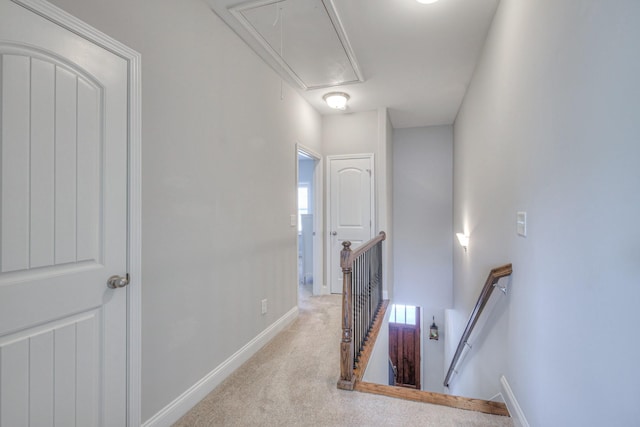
[231,0,364,90]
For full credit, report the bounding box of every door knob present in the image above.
[331,231,337,236]
[107,274,130,289]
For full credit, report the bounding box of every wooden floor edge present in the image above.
[353,300,390,381]
[354,381,510,417]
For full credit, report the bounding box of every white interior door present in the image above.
[0,1,129,425]
[328,155,374,294]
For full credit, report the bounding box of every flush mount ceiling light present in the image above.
[323,92,350,110]
[417,0,439,4]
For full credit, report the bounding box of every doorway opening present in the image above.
[296,145,323,297]
[388,304,421,389]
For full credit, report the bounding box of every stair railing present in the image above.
[443,263,513,388]
[337,231,386,390]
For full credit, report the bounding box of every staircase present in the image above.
[349,301,509,417]
[335,234,511,418]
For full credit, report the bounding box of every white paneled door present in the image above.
[328,155,374,294]
[0,1,129,425]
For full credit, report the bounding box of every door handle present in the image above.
[107,274,130,289]
[331,231,337,236]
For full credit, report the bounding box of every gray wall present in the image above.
[48,0,322,421]
[393,126,453,392]
[453,0,640,425]
[393,126,453,308]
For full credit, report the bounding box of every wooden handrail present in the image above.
[337,232,386,391]
[341,231,386,268]
[443,263,512,388]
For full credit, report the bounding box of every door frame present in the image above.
[14,0,143,424]
[296,143,324,295]
[326,153,375,294]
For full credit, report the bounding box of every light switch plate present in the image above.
[517,211,527,237]
[290,214,297,227]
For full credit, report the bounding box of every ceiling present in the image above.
[206,0,499,128]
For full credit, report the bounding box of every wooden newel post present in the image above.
[337,240,355,390]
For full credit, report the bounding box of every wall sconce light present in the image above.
[429,316,439,340]
[456,232,469,252]
[323,92,350,110]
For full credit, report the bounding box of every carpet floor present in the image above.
[174,285,514,427]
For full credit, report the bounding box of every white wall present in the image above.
[445,285,510,400]
[362,309,391,386]
[322,110,379,156]
[48,0,322,422]
[392,126,453,392]
[453,0,640,425]
[379,108,394,299]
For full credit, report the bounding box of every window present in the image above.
[389,304,417,326]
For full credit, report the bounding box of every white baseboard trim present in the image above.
[142,306,299,427]
[500,375,530,427]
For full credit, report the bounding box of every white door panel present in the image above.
[0,0,128,425]
[328,156,374,294]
